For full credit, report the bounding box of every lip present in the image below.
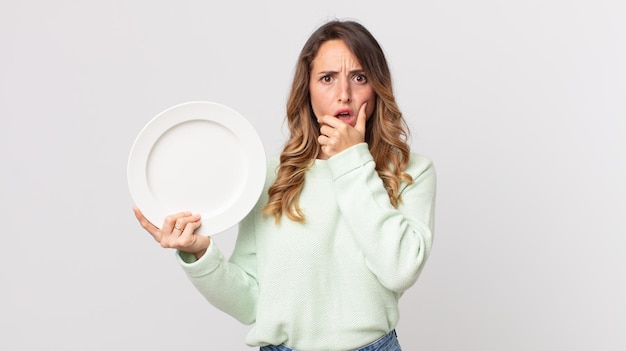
[334,108,355,125]
[334,108,353,118]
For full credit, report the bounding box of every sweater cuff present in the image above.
[175,240,224,277]
[327,142,373,180]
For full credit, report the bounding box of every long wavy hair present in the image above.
[263,20,413,223]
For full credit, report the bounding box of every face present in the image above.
[309,39,375,127]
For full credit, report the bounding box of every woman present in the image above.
[134,19,436,351]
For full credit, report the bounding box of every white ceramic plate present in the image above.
[127,101,266,235]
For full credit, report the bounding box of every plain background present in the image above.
[1,0,624,350]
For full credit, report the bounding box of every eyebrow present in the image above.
[314,69,366,75]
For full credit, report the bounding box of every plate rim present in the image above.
[127,101,267,236]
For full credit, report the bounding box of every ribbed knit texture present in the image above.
[177,143,436,351]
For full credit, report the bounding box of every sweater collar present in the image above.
[306,158,332,179]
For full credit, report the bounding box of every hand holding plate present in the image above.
[133,206,210,259]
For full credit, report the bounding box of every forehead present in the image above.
[312,39,361,69]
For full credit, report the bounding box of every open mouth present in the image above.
[334,110,354,125]
[335,110,353,121]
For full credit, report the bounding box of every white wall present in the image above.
[1,1,624,350]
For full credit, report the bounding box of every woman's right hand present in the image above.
[133,206,210,259]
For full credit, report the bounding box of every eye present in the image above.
[354,74,368,84]
[321,75,333,83]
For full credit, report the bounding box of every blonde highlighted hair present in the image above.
[263,20,412,222]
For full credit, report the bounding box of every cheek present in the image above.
[358,87,375,103]
[309,87,333,116]
[308,85,320,115]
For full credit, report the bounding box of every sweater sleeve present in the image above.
[327,143,437,292]
[175,197,260,325]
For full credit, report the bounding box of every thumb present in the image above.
[355,102,368,136]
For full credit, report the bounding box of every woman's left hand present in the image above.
[317,102,367,158]
[133,206,209,259]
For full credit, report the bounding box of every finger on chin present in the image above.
[356,103,368,133]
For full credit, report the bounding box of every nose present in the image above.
[338,78,351,103]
